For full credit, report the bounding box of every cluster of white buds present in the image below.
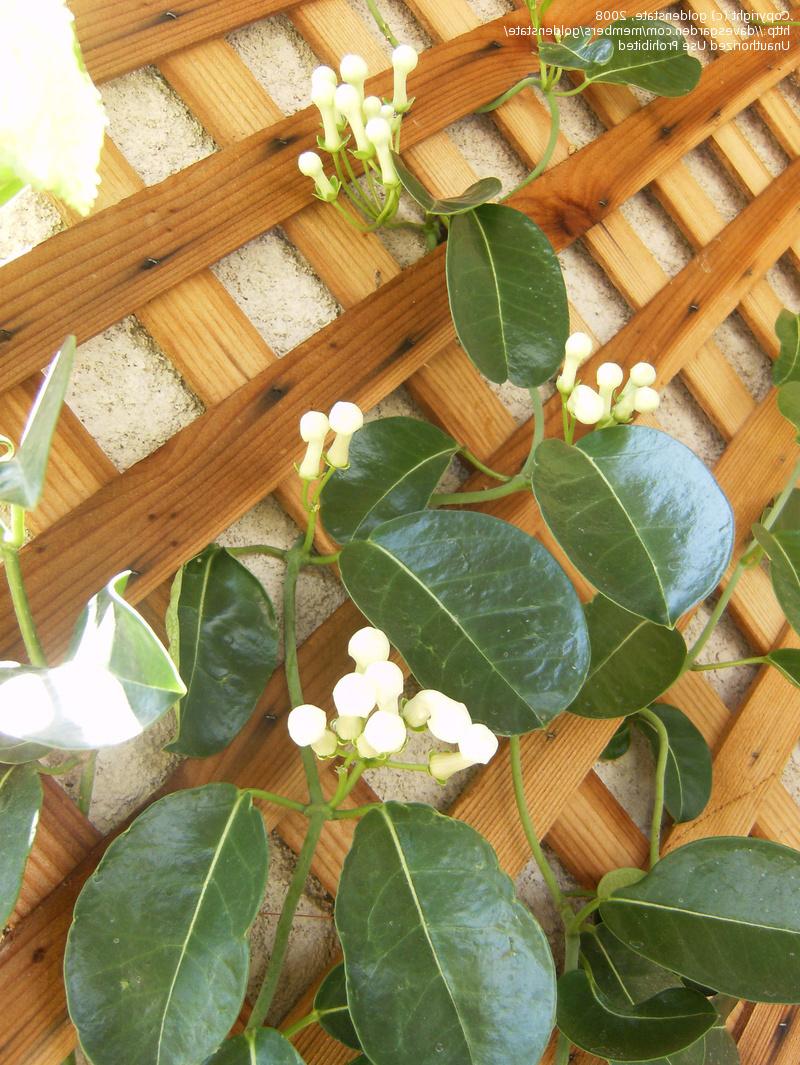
[298,46,419,200]
[286,626,499,779]
[297,401,364,480]
[556,333,660,428]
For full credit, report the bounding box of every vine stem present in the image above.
[247,811,327,1029]
[691,656,766,672]
[502,92,561,201]
[2,505,47,667]
[365,0,398,46]
[684,451,800,669]
[638,708,669,868]
[509,737,566,913]
[284,544,324,805]
[246,788,308,813]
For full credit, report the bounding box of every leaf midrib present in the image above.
[470,210,509,377]
[608,895,800,936]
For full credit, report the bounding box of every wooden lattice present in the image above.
[2,0,800,1062]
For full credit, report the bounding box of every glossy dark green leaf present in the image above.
[533,426,735,627]
[753,524,800,634]
[340,510,589,733]
[772,489,800,533]
[703,1027,740,1065]
[539,28,614,70]
[569,596,686,718]
[203,1029,305,1065]
[609,1041,705,1065]
[557,969,715,1061]
[0,763,43,926]
[584,18,702,96]
[601,721,632,761]
[446,203,569,387]
[314,962,361,1050]
[774,310,800,386]
[636,705,711,823]
[336,803,556,1065]
[581,924,682,1008]
[0,572,185,750]
[165,546,277,757]
[66,783,268,1065]
[777,382,800,432]
[321,418,457,543]
[393,156,501,216]
[766,648,800,687]
[0,337,76,508]
[600,836,800,1002]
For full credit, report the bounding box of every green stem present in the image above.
[306,551,341,567]
[430,474,529,508]
[509,736,567,914]
[502,92,561,200]
[283,1005,348,1039]
[77,752,97,817]
[247,812,326,1028]
[246,788,308,813]
[521,387,545,478]
[36,756,83,776]
[554,927,581,1065]
[365,0,398,46]
[566,896,602,935]
[476,76,542,113]
[691,656,766,672]
[459,446,512,483]
[383,759,430,772]
[2,507,46,667]
[284,545,324,805]
[332,802,382,820]
[228,544,288,562]
[330,761,366,809]
[638,708,669,868]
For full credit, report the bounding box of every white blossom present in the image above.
[288,704,328,747]
[363,709,407,754]
[327,401,364,468]
[392,44,418,112]
[297,410,329,480]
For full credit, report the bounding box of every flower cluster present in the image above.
[287,626,499,781]
[556,332,661,427]
[297,46,419,221]
[298,401,364,480]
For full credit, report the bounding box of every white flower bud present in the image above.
[426,692,472,744]
[348,626,391,673]
[365,117,399,187]
[458,723,498,765]
[363,95,382,121]
[402,689,435,729]
[567,384,605,426]
[340,54,369,99]
[380,103,396,122]
[333,715,365,740]
[429,751,473,783]
[392,44,418,111]
[288,704,328,747]
[333,671,376,717]
[630,362,657,388]
[557,332,594,395]
[298,151,337,201]
[596,362,624,419]
[634,386,660,414]
[364,660,404,713]
[335,83,371,154]
[356,732,379,759]
[311,66,338,90]
[312,728,339,758]
[327,401,364,468]
[298,409,329,480]
[364,709,407,754]
[310,80,342,152]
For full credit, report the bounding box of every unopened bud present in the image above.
[333,670,376,717]
[312,729,339,758]
[426,692,472,744]
[429,751,473,783]
[327,401,364,468]
[364,660,404,713]
[348,626,391,672]
[363,709,407,754]
[365,117,399,187]
[298,409,330,480]
[288,704,327,747]
[458,723,498,765]
[557,332,593,395]
[630,362,656,388]
[340,54,369,100]
[567,384,605,426]
[392,44,418,112]
[634,386,660,414]
[335,83,371,154]
[298,151,337,202]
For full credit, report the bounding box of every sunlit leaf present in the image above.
[774,309,800,386]
[584,18,702,96]
[752,524,800,635]
[0,763,42,926]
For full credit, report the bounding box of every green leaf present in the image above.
[314,962,361,1050]
[339,510,589,734]
[772,489,800,533]
[610,1042,706,1065]
[601,721,632,761]
[600,836,800,1002]
[0,763,43,926]
[584,18,702,96]
[446,203,570,387]
[766,648,800,687]
[636,705,711,823]
[66,783,268,1065]
[539,28,614,70]
[774,310,800,386]
[598,867,647,899]
[321,417,457,543]
[204,1029,305,1065]
[0,337,76,509]
[556,969,715,1061]
[778,382,800,432]
[581,924,683,1008]
[568,596,686,718]
[752,524,800,635]
[533,426,735,627]
[703,1027,740,1065]
[0,731,52,764]
[0,572,185,750]
[336,803,556,1065]
[393,156,501,216]
[165,546,277,757]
